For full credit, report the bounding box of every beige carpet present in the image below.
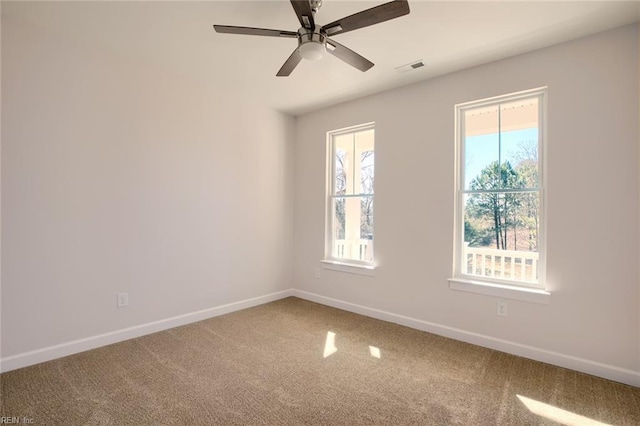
[1,297,639,425]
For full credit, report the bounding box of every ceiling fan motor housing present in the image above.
[297,27,327,60]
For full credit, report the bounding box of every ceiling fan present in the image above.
[213,0,410,77]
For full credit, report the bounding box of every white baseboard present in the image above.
[5,288,638,388]
[293,289,640,388]
[1,289,294,373]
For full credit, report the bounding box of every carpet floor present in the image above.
[1,297,639,425]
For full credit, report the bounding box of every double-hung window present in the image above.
[325,123,375,268]
[453,89,546,289]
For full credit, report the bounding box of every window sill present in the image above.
[448,277,550,304]
[321,260,375,276]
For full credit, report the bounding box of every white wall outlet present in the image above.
[497,301,508,317]
[314,268,321,279]
[117,292,129,308]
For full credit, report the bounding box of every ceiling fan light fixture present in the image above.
[299,41,326,61]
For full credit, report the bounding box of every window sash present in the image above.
[454,89,545,289]
[326,123,375,266]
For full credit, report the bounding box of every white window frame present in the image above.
[450,88,549,301]
[323,122,375,273]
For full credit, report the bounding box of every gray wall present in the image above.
[293,24,639,381]
[1,18,294,358]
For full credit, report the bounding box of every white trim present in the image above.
[448,277,551,304]
[326,121,376,138]
[292,289,640,387]
[325,122,376,264]
[453,88,548,288]
[456,87,549,110]
[0,289,294,373]
[320,260,375,276]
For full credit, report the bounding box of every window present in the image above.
[325,123,375,268]
[453,89,546,289]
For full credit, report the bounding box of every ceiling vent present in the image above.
[394,60,425,74]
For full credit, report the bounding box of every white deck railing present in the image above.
[333,241,537,282]
[335,239,373,262]
[464,246,539,283]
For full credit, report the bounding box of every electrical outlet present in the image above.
[117,292,129,308]
[497,301,508,317]
[314,268,321,279]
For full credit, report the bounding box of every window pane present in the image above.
[463,192,539,282]
[333,129,375,196]
[464,192,539,251]
[334,148,347,195]
[498,130,539,190]
[331,196,373,262]
[333,133,352,195]
[360,197,374,241]
[355,128,375,149]
[464,105,499,136]
[360,150,374,194]
[500,98,539,132]
[356,129,375,195]
[464,106,499,190]
[512,136,539,190]
[465,99,540,191]
[332,196,345,242]
[500,98,539,189]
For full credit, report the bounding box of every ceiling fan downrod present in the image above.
[310,0,322,13]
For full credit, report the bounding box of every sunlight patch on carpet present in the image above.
[517,395,611,426]
[323,331,337,358]
[369,346,381,359]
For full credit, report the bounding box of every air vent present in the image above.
[394,60,425,74]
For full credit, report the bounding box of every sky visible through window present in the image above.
[464,128,538,189]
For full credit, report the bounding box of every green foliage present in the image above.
[464,219,493,247]
[466,159,538,251]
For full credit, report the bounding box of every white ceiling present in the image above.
[3,1,639,115]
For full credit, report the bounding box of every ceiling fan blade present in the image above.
[321,0,410,36]
[326,39,374,72]
[213,25,297,38]
[277,49,303,77]
[290,0,315,30]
